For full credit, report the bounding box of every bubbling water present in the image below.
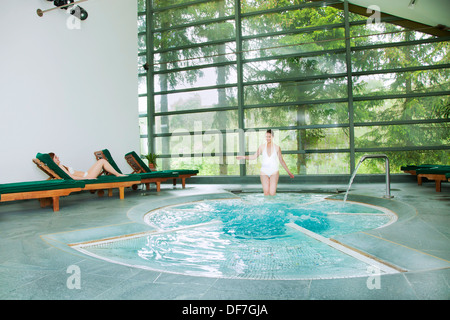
[147,194,335,239]
[77,193,396,280]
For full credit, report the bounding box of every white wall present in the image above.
[0,0,140,182]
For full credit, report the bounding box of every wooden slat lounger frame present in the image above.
[94,150,177,192]
[0,186,83,212]
[124,151,198,189]
[33,157,138,199]
[401,165,449,192]
[417,172,449,192]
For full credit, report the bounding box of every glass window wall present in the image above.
[137,0,449,176]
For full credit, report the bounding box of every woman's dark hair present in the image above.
[266,129,274,136]
[48,152,68,170]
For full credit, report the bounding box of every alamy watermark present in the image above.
[366,266,381,290]
[66,264,81,289]
[66,7,82,30]
[366,5,381,26]
[166,124,280,165]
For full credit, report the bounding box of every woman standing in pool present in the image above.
[236,129,294,196]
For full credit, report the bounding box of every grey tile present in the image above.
[1,183,449,300]
[404,268,450,300]
[308,273,418,300]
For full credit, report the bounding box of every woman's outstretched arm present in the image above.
[236,145,263,161]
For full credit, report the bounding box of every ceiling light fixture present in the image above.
[37,0,88,20]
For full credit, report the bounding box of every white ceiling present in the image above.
[343,0,450,28]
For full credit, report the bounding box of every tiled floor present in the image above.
[0,180,449,300]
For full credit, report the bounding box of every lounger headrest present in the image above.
[36,153,73,180]
[126,151,152,172]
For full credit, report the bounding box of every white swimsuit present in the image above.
[68,166,88,178]
[260,143,279,177]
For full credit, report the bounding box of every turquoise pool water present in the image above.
[74,193,398,280]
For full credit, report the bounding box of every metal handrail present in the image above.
[359,154,393,199]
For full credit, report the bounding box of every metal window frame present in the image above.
[140,0,450,174]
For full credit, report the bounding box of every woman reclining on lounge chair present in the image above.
[49,153,126,180]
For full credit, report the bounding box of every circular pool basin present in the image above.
[74,193,398,280]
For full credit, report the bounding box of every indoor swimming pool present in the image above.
[71,193,400,280]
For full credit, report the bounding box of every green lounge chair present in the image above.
[0,179,85,211]
[415,166,450,192]
[124,151,198,189]
[94,149,179,192]
[400,164,440,175]
[33,153,141,199]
